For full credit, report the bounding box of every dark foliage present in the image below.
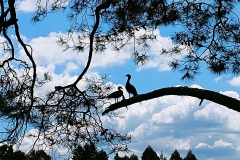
[114,153,139,160]
[0,145,26,160]
[159,151,167,160]
[141,145,160,160]
[0,145,51,160]
[170,149,182,160]
[183,150,197,160]
[130,154,139,160]
[27,150,51,160]
[72,142,108,160]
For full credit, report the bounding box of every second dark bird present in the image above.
[125,74,138,98]
[107,86,124,102]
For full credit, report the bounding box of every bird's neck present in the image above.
[127,77,130,83]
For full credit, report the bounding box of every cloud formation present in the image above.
[228,76,240,87]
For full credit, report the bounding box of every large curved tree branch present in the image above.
[11,2,37,106]
[73,0,112,85]
[102,87,240,115]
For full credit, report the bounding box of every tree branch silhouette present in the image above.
[102,87,240,115]
[73,0,112,85]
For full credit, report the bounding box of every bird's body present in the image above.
[125,74,138,98]
[107,86,124,102]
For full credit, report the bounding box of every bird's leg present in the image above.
[122,95,125,101]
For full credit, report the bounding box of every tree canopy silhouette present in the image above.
[141,145,160,160]
[72,142,108,160]
[170,149,182,160]
[0,145,26,160]
[114,153,139,160]
[159,151,167,160]
[0,0,240,156]
[27,150,51,160]
[183,150,197,160]
[0,145,51,160]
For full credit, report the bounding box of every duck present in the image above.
[107,86,124,102]
[125,74,138,98]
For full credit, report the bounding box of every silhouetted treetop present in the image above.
[113,153,139,160]
[27,150,51,160]
[0,145,51,160]
[142,145,160,160]
[0,145,26,160]
[159,151,167,160]
[170,149,182,160]
[130,154,139,160]
[72,142,108,160]
[184,150,197,160]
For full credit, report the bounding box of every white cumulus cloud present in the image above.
[212,139,233,148]
[195,142,210,149]
[228,76,240,87]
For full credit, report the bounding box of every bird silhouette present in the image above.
[107,86,124,102]
[125,74,138,98]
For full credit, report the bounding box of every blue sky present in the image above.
[1,1,240,160]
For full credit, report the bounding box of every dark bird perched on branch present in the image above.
[126,74,138,98]
[107,86,124,102]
